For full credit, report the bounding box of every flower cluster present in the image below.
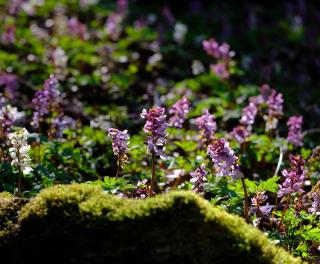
[309,189,320,214]
[106,13,123,40]
[1,25,15,45]
[141,106,168,156]
[196,109,216,146]
[278,155,305,197]
[169,96,190,128]
[68,17,87,39]
[202,38,234,60]
[203,38,235,79]
[249,84,271,106]
[264,89,283,131]
[117,0,128,15]
[250,191,272,216]
[0,72,18,99]
[8,128,33,174]
[108,128,130,167]
[49,115,76,138]
[230,125,251,144]
[231,102,258,144]
[190,164,208,193]
[240,102,258,126]
[207,138,240,179]
[31,75,61,128]
[0,105,19,137]
[287,115,303,146]
[210,63,230,79]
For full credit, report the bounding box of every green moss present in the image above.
[0,192,23,241]
[0,184,302,264]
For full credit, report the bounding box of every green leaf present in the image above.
[257,176,280,193]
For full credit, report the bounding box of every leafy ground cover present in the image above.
[0,0,319,262]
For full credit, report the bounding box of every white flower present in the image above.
[8,128,33,175]
[173,22,187,45]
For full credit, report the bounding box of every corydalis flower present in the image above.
[287,115,303,146]
[173,22,187,45]
[1,25,16,45]
[31,75,60,128]
[264,89,283,131]
[250,191,273,216]
[0,72,18,99]
[240,102,258,127]
[108,128,130,167]
[106,13,123,40]
[190,164,208,193]
[231,102,258,144]
[169,96,190,128]
[230,125,250,144]
[117,0,128,14]
[249,84,271,106]
[49,115,76,138]
[196,109,216,146]
[0,105,19,137]
[210,62,230,79]
[278,155,305,197]
[8,128,33,174]
[309,185,320,214]
[68,17,87,39]
[202,38,234,60]
[141,107,168,156]
[207,138,240,179]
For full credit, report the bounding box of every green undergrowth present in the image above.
[0,184,302,264]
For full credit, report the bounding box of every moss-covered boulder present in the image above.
[0,184,301,264]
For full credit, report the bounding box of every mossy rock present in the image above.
[0,184,302,264]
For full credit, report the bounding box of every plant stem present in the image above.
[17,168,22,197]
[149,151,156,197]
[278,193,291,230]
[241,176,249,222]
[115,158,120,178]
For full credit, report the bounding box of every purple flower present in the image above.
[0,72,18,99]
[68,17,87,39]
[267,89,283,117]
[240,102,258,126]
[108,128,130,167]
[202,38,234,60]
[126,180,150,199]
[141,106,168,156]
[169,96,190,128]
[210,63,230,79]
[49,115,76,138]
[287,115,303,146]
[263,89,283,131]
[8,0,26,15]
[196,109,216,146]
[309,188,320,214]
[106,13,123,40]
[190,164,208,193]
[1,25,16,45]
[250,191,273,216]
[117,0,128,14]
[0,106,17,137]
[162,6,175,25]
[278,155,305,197]
[207,138,241,179]
[249,84,271,106]
[230,125,251,144]
[31,75,60,128]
